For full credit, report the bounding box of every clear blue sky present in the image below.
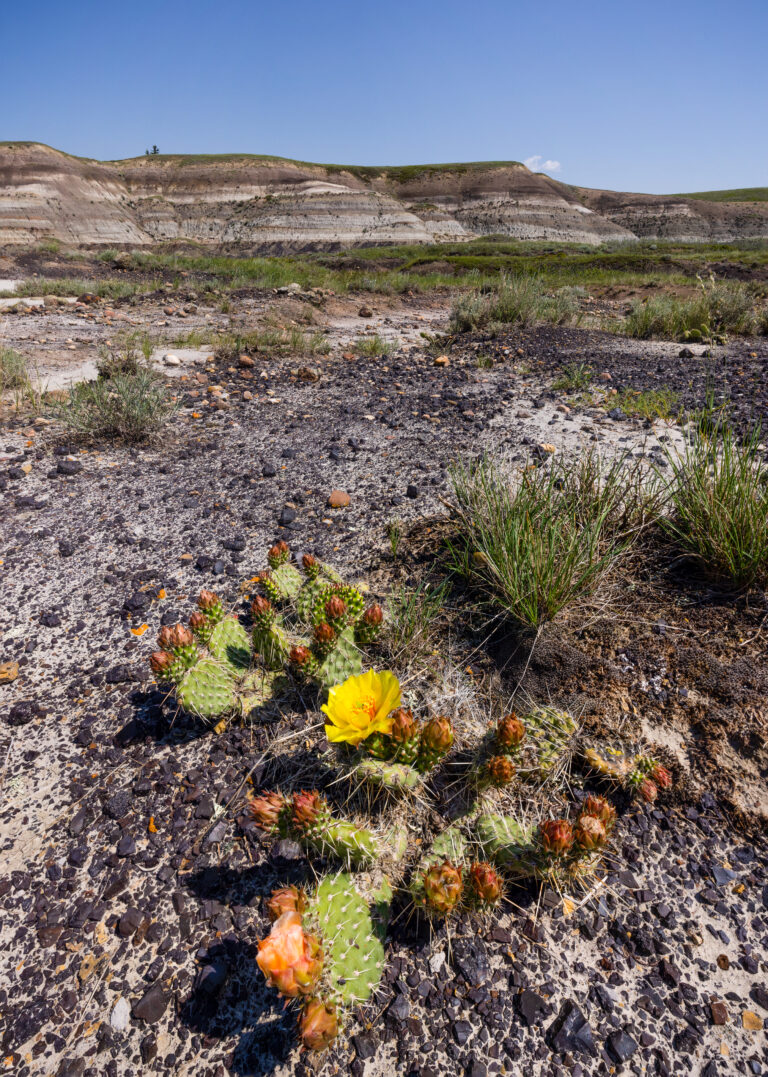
[3,0,766,193]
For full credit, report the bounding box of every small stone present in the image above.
[297,366,320,382]
[716,954,730,970]
[353,1033,376,1059]
[546,1001,595,1057]
[279,505,296,525]
[516,989,548,1027]
[117,833,136,857]
[608,407,626,421]
[327,489,350,508]
[406,484,418,499]
[132,983,170,1024]
[710,1000,728,1026]
[238,354,254,367]
[599,371,612,381]
[0,662,19,684]
[57,459,82,476]
[110,997,130,1031]
[434,355,450,366]
[358,305,373,318]
[679,347,694,358]
[164,354,181,366]
[118,908,143,937]
[606,1030,638,1063]
[537,443,556,456]
[742,1011,763,1031]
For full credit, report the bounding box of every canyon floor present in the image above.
[1,260,767,1077]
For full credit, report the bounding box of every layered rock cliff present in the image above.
[0,142,765,249]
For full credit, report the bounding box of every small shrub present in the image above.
[450,275,580,333]
[659,421,768,588]
[96,346,146,380]
[614,388,679,421]
[354,334,390,357]
[553,362,593,391]
[623,281,756,340]
[50,371,175,443]
[385,581,449,659]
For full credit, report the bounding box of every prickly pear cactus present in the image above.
[410,823,467,908]
[309,873,387,1005]
[175,657,237,719]
[523,705,577,776]
[314,626,362,688]
[353,757,423,794]
[476,814,536,874]
[207,617,251,672]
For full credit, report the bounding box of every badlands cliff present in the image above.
[1,142,766,249]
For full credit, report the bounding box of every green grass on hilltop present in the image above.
[676,187,768,203]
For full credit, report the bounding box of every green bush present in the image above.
[623,281,756,340]
[450,275,581,333]
[51,371,175,443]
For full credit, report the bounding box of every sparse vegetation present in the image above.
[448,451,658,631]
[659,420,768,588]
[623,279,756,340]
[450,275,581,333]
[50,371,176,442]
[385,580,449,660]
[553,362,593,391]
[353,334,392,357]
[614,387,679,421]
[0,347,30,391]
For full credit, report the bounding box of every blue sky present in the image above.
[3,0,766,193]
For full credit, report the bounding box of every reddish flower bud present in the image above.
[422,861,464,915]
[166,623,194,649]
[301,554,319,578]
[149,650,174,675]
[313,622,335,646]
[583,794,616,833]
[291,791,324,829]
[486,754,516,787]
[197,590,220,613]
[289,645,312,667]
[189,610,208,631]
[651,763,672,789]
[539,818,574,856]
[268,541,290,567]
[468,861,503,906]
[251,595,273,620]
[389,707,418,744]
[157,625,175,650]
[640,779,658,803]
[362,604,383,626]
[420,715,454,754]
[249,791,287,830]
[299,999,338,1052]
[574,813,607,852]
[266,885,307,922]
[325,595,347,622]
[497,713,525,751]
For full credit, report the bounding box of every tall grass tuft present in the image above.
[447,451,658,631]
[0,347,30,391]
[50,371,176,443]
[623,280,755,340]
[450,275,581,333]
[659,420,768,588]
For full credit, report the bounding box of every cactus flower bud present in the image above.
[468,861,503,906]
[289,645,313,667]
[256,911,323,998]
[268,540,290,568]
[266,885,307,922]
[157,625,176,650]
[574,813,607,852]
[189,610,208,631]
[389,707,418,744]
[497,713,525,752]
[539,818,574,856]
[251,595,273,620]
[325,595,347,622]
[299,999,338,1052]
[149,650,174,676]
[485,754,516,787]
[197,590,221,613]
[167,623,194,649]
[650,763,671,789]
[583,794,616,833]
[302,553,319,578]
[639,779,658,803]
[422,861,464,915]
[421,715,454,754]
[313,622,336,650]
[249,791,287,830]
[291,790,324,829]
[362,604,383,626]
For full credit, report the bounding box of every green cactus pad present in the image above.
[300,817,379,867]
[207,617,252,673]
[267,563,304,602]
[524,706,576,775]
[410,823,467,905]
[252,621,289,671]
[312,873,386,1005]
[176,658,237,719]
[311,583,365,626]
[296,578,327,624]
[236,669,288,718]
[315,627,362,689]
[476,814,536,873]
[354,757,422,793]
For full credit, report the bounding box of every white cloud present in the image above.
[524,155,562,174]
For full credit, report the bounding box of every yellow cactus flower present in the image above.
[322,669,401,745]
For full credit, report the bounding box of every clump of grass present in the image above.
[447,451,657,631]
[0,347,30,391]
[450,274,581,333]
[623,279,756,340]
[50,371,175,443]
[613,387,679,421]
[386,518,403,559]
[215,327,331,361]
[553,362,593,391]
[385,580,449,660]
[659,420,768,588]
[354,334,391,357]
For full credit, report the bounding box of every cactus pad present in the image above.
[476,814,536,874]
[524,706,577,775]
[410,823,467,906]
[354,757,423,794]
[315,627,362,689]
[311,873,386,1005]
[252,621,290,671]
[300,817,379,867]
[207,617,251,672]
[267,563,304,602]
[176,658,237,719]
